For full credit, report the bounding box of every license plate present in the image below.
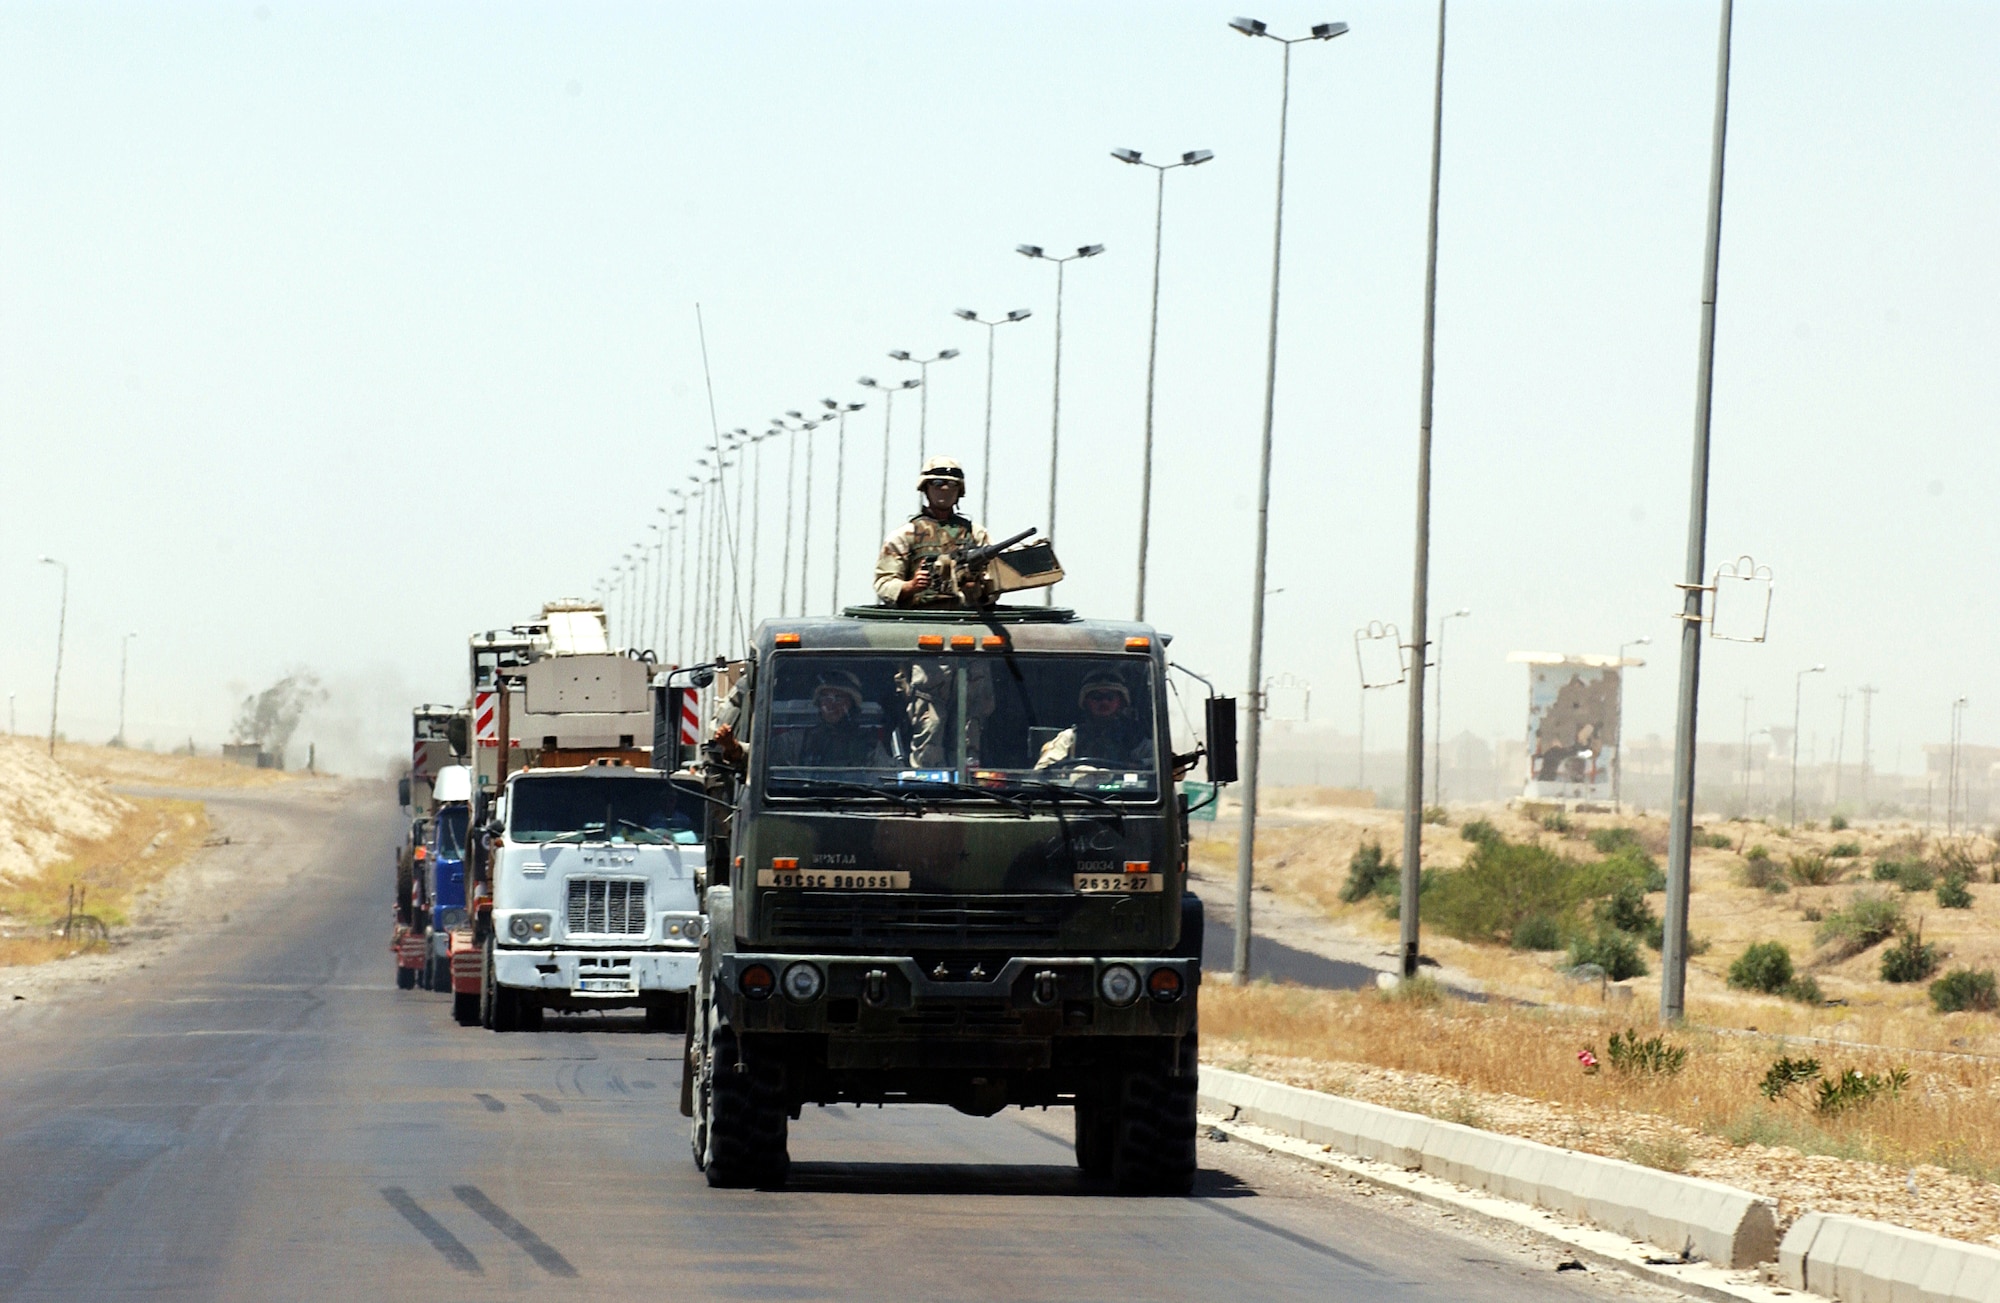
[575,977,633,993]
[1074,873,1163,894]
[758,869,911,890]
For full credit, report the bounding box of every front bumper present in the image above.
[492,946,699,996]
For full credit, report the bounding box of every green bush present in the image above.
[1697,830,1734,850]
[1938,874,1974,910]
[1421,804,1448,826]
[1728,941,1794,994]
[1787,853,1842,886]
[1930,968,1999,1014]
[1424,838,1583,942]
[1568,929,1647,981]
[1746,844,1771,862]
[1758,1055,1822,1101]
[1539,810,1574,834]
[1814,1067,1910,1116]
[1740,850,1787,893]
[1783,974,1825,1005]
[1511,914,1564,951]
[1459,818,1501,847]
[1339,841,1399,904]
[1828,841,1863,859]
[1898,862,1935,892]
[1606,1028,1687,1077]
[1828,813,1849,832]
[1594,880,1657,939]
[1589,826,1643,855]
[1880,930,1941,984]
[1816,890,1904,957]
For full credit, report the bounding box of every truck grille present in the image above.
[763,893,1065,950]
[566,878,648,936]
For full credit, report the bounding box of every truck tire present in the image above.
[1110,1033,1198,1196]
[1073,1101,1114,1178]
[480,940,497,1029]
[700,1026,788,1188]
[452,989,480,1026]
[645,993,689,1034]
[396,964,416,991]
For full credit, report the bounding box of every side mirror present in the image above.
[445,716,470,757]
[1204,697,1239,785]
[689,666,716,689]
[396,776,411,809]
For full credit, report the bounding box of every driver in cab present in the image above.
[1034,670,1153,772]
[771,671,889,769]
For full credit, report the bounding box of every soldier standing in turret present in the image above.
[874,458,991,608]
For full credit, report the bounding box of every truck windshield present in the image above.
[759,652,1159,803]
[508,777,701,845]
[434,805,469,860]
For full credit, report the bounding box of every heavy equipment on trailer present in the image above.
[393,705,467,991]
[681,576,1236,1193]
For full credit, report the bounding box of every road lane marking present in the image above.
[452,1186,578,1278]
[380,1187,481,1274]
[473,1093,505,1113]
[522,1093,562,1115]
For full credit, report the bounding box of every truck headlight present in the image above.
[780,962,824,1003]
[1099,964,1140,1007]
[662,913,705,943]
[508,913,551,941]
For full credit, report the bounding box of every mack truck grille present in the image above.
[566,878,648,936]
[762,893,1065,950]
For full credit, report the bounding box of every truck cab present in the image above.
[481,765,708,1032]
[685,605,1217,1194]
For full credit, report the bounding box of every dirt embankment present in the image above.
[0,738,133,884]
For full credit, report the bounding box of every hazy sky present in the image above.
[3,1,1996,777]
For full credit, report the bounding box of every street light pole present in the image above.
[1432,607,1470,807]
[1662,0,1738,1026]
[116,631,137,747]
[1112,147,1213,622]
[1226,15,1347,985]
[1791,664,1826,827]
[860,377,921,549]
[783,413,825,618]
[953,309,1032,525]
[1614,635,1651,813]
[887,351,960,464]
[823,399,865,614]
[1016,242,1104,602]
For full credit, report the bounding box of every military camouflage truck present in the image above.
[683,604,1233,1194]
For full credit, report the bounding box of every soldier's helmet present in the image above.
[814,669,866,710]
[916,458,967,493]
[1078,669,1130,709]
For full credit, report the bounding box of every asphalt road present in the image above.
[0,785,1655,1302]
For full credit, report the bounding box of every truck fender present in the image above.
[1172,893,1204,961]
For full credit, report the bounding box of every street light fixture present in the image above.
[1431,608,1470,806]
[1017,241,1105,602]
[1112,145,1213,622]
[954,308,1033,524]
[115,631,138,748]
[1791,664,1826,827]
[888,350,960,463]
[1225,15,1347,986]
[1614,635,1652,813]
[37,556,66,758]
[859,376,922,547]
[823,398,866,613]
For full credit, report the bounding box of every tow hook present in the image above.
[863,969,888,1007]
[1032,970,1059,1007]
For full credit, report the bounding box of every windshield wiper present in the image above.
[1004,779,1134,821]
[537,824,607,846]
[765,778,929,814]
[897,781,1032,816]
[612,818,670,844]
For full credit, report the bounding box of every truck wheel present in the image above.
[1111,1035,1198,1196]
[645,993,688,1034]
[396,964,416,991]
[480,941,496,1029]
[1073,1101,1114,1178]
[452,989,480,1026]
[700,1025,788,1188]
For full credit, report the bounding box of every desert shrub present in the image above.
[1816,890,1904,957]
[1340,841,1398,904]
[1511,914,1563,951]
[1425,838,1578,941]
[1594,879,1657,939]
[1880,930,1941,984]
[1459,818,1501,847]
[1897,861,1935,892]
[1621,1134,1691,1172]
[1539,810,1574,834]
[1379,868,1438,920]
[1746,844,1771,862]
[1568,929,1646,981]
[1590,826,1643,856]
[1728,941,1794,994]
[1606,1028,1687,1077]
[1938,874,1974,910]
[1829,841,1863,859]
[1828,813,1849,831]
[1758,1055,1822,1100]
[1697,830,1733,850]
[1931,968,2000,1014]
[1814,1067,1909,1115]
[1787,853,1842,886]
[1936,842,1981,881]
[1740,849,1787,893]
[1420,804,1448,826]
[1783,975,1825,1005]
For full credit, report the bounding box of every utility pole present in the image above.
[38,557,68,758]
[1833,689,1850,811]
[1857,685,1879,811]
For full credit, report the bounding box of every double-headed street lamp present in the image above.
[888,350,959,464]
[37,556,67,757]
[1016,242,1104,597]
[1614,635,1651,813]
[1225,15,1347,986]
[116,631,138,748]
[859,376,921,545]
[1791,663,1826,827]
[822,398,866,614]
[953,308,1032,524]
[779,412,825,618]
[1431,607,1470,806]
[1111,146,1213,621]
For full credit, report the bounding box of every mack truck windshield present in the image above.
[685,608,1231,1195]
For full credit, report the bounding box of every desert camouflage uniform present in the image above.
[873,513,992,608]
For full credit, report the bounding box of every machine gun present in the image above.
[926,526,1064,605]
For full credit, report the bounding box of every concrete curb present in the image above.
[1200,1066,1777,1268]
[1779,1211,2000,1302]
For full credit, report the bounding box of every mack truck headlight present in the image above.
[661,913,705,944]
[780,962,824,1004]
[508,912,552,941]
[439,907,469,930]
[1099,964,1141,1007]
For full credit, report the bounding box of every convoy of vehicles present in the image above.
[392,571,1233,1197]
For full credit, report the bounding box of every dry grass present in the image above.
[1204,982,2000,1229]
[52,739,305,790]
[0,797,208,966]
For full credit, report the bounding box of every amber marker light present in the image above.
[950,634,975,649]
[981,635,1006,649]
[774,632,802,647]
[916,634,944,649]
[772,857,799,870]
[1124,636,1151,650]
[1123,860,1151,874]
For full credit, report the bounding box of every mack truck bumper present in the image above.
[493,946,699,1008]
[710,953,1198,1112]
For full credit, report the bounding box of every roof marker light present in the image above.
[1125,636,1151,650]
[775,632,801,647]
[950,634,975,649]
[917,634,944,650]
